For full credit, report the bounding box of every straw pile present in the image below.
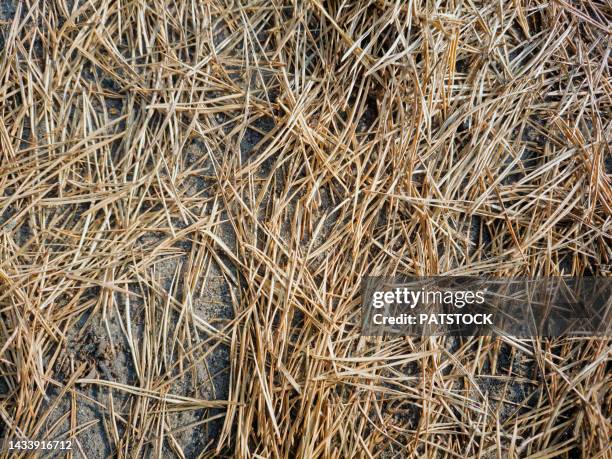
[0,0,610,457]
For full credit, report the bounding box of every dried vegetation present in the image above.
[0,0,611,457]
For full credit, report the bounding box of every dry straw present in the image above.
[0,0,610,458]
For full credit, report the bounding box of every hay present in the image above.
[0,0,610,457]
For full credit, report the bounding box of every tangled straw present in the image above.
[0,0,610,457]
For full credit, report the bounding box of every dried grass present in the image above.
[0,0,610,457]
